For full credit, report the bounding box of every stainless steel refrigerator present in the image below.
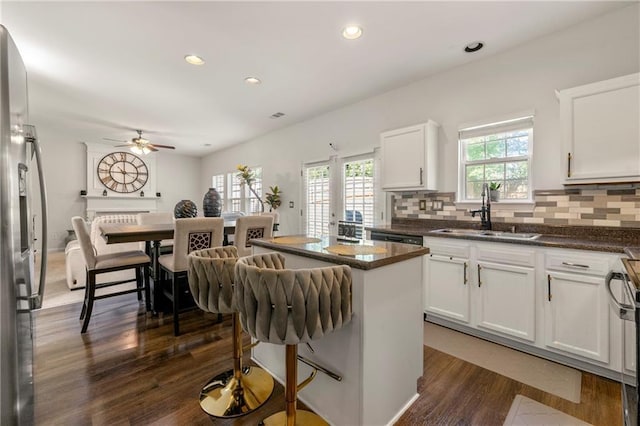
[0,25,48,425]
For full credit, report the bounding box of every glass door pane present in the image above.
[304,163,331,238]
[343,158,375,239]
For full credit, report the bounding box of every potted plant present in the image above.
[265,185,282,212]
[489,182,501,202]
[236,164,265,213]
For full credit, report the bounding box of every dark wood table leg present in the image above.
[144,241,157,314]
[152,240,162,313]
[223,233,229,246]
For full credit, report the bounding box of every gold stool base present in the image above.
[260,410,329,426]
[199,366,274,418]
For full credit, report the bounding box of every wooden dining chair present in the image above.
[158,217,224,335]
[233,215,274,257]
[71,216,151,334]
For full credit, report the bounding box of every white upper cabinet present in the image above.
[380,120,439,191]
[559,73,640,184]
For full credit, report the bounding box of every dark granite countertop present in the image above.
[367,219,640,254]
[251,235,428,270]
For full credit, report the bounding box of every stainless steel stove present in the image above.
[608,258,640,426]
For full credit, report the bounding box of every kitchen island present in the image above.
[250,236,428,426]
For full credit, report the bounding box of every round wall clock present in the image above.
[97,151,148,193]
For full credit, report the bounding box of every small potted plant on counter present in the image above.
[489,182,501,202]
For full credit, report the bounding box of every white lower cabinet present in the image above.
[477,261,536,342]
[425,254,470,323]
[544,271,609,363]
[424,239,471,323]
[423,236,624,375]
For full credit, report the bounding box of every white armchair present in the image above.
[65,214,141,289]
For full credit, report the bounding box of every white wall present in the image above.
[35,123,201,250]
[199,4,639,234]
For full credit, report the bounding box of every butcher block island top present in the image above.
[251,235,429,270]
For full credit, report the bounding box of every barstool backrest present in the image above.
[234,215,274,257]
[235,252,352,345]
[188,246,238,314]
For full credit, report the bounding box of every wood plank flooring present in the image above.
[33,296,622,425]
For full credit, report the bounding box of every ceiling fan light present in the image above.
[142,146,151,155]
[130,145,143,155]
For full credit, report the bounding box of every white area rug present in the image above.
[37,251,83,309]
[424,322,582,403]
[503,395,591,426]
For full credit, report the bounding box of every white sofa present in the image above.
[65,214,141,289]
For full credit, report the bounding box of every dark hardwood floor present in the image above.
[33,296,622,425]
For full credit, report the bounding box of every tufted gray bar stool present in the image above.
[235,252,352,426]
[187,246,274,418]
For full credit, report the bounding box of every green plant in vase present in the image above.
[265,185,282,212]
[236,164,265,212]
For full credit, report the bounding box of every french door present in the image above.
[303,154,379,238]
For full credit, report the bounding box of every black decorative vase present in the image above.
[203,188,221,217]
[174,200,198,218]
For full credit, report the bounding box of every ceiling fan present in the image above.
[104,130,175,155]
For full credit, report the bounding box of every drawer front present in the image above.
[424,238,470,258]
[545,253,611,276]
[476,246,536,267]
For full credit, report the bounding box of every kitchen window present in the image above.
[458,114,534,201]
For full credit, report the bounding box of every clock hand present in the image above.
[117,166,133,176]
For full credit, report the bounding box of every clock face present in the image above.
[97,152,148,193]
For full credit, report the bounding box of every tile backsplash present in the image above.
[393,188,640,228]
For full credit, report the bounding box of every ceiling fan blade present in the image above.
[103,137,128,143]
[149,144,176,150]
[114,144,133,147]
[148,146,159,152]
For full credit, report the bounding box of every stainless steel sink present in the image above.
[478,230,541,240]
[431,228,541,240]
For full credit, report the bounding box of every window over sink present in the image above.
[458,114,534,202]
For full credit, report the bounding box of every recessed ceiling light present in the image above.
[244,77,261,85]
[342,25,363,40]
[464,42,484,53]
[184,55,205,65]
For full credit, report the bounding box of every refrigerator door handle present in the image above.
[24,125,47,310]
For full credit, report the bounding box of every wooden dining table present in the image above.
[99,221,238,312]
